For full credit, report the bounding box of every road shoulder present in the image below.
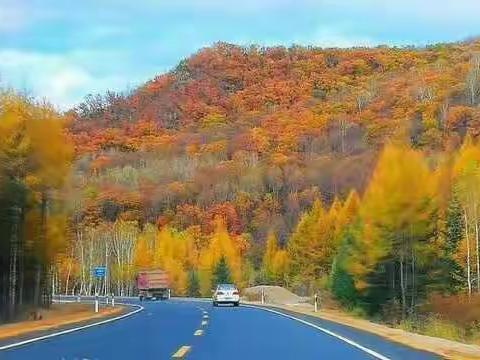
[0,303,130,350]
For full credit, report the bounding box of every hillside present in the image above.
[58,40,480,326]
[68,40,480,248]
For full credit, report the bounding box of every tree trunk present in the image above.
[87,234,93,295]
[476,218,480,292]
[104,240,108,296]
[18,204,25,307]
[52,268,55,298]
[464,209,472,298]
[400,254,406,320]
[34,192,48,308]
[65,261,71,295]
[473,193,480,292]
[18,248,24,307]
[410,246,415,313]
[78,229,86,295]
[8,206,21,320]
[391,262,396,299]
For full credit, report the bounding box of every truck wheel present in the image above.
[234,302,239,307]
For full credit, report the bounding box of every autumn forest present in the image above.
[2,39,480,326]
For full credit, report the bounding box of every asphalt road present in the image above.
[0,299,440,360]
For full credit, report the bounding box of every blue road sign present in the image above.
[94,266,106,278]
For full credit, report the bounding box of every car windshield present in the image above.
[217,284,235,290]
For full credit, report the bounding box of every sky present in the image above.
[0,0,479,110]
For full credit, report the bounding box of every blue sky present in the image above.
[0,0,479,109]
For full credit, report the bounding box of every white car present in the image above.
[213,284,240,307]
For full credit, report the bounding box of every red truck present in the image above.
[136,270,170,301]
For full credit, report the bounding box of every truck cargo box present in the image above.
[136,270,170,300]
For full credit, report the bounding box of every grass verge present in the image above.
[0,303,124,341]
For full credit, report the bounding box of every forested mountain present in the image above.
[65,40,480,307]
[68,40,479,247]
[3,39,480,323]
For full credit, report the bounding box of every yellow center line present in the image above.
[203,314,209,319]
[201,320,208,326]
[194,329,203,336]
[172,345,191,358]
[203,310,208,314]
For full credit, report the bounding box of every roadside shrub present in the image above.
[422,316,465,342]
[398,315,465,342]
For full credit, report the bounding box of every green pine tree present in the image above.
[439,194,464,293]
[187,270,201,297]
[213,256,232,286]
[445,195,464,253]
[330,228,357,308]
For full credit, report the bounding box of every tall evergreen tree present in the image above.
[213,256,232,285]
[446,195,464,253]
[187,270,201,297]
[330,227,357,308]
[438,194,464,293]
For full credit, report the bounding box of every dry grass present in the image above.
[425,293,480,325]
[0,303,124,340]
[404,293,480,346]
[399,316,466,342]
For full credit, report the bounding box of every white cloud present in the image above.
[0,0,60,33]
[0,50,126,110]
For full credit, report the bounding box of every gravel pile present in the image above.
[242,286,309,305]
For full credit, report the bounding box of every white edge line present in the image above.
[243,304,391,360]
[0,302,144,351]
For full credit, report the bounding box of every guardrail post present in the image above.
[95,292,99,313]
[261,288,265,305]
[105,293,109,305]
[111,293,115,307]
[77,295,80,303]
[314,293,318,313]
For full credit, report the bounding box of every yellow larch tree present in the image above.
[347,143,436,317]
[198,217,242,295]
[153,226,188,295]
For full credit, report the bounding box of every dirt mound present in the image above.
[242,286,309,305]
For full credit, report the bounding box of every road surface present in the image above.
[0,299,440,359]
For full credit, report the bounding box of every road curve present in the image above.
[1,299,440,360]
